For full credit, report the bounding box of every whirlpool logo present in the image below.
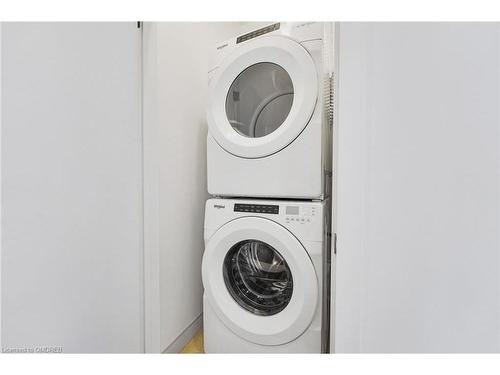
[213,204,225,209]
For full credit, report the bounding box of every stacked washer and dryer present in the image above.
[202,22,335,353]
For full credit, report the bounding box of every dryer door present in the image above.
[207,36,318,159]
[202,217,318,346]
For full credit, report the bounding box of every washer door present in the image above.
[202,217,318,346]
[207,36,318,159]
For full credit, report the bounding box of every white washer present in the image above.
[207,22,333,199]
[202,198,331,353]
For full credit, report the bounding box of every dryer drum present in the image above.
[225,62,294,138]
[223,240,293,316]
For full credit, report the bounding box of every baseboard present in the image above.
[162,314,203,354]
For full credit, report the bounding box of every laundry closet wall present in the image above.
[143,22,268,353]
[334,23,499,352]
[1,23,144,352]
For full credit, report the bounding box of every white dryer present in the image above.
[202,198,331,353]
[206,22,333,199]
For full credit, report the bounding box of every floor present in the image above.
[180,329,204,353]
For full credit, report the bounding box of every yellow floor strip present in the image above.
[180,329,204,353]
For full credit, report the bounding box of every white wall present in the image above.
[1,23,144,353]
[143,22,246,353]
[334,23,499,352]
[0,22,3,350]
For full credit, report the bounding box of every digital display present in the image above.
[236,23,280,44]
[286,206,300,215]
[234,203,279,215]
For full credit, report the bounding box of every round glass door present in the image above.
[225,63,294,138]
[202,216,319,345]
[223,239,293,316]
[207,36,318,158]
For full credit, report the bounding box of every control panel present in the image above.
[236,23,280,44]
[231,202,319,226]
[285,205,317,225]
[234,203,279,215]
